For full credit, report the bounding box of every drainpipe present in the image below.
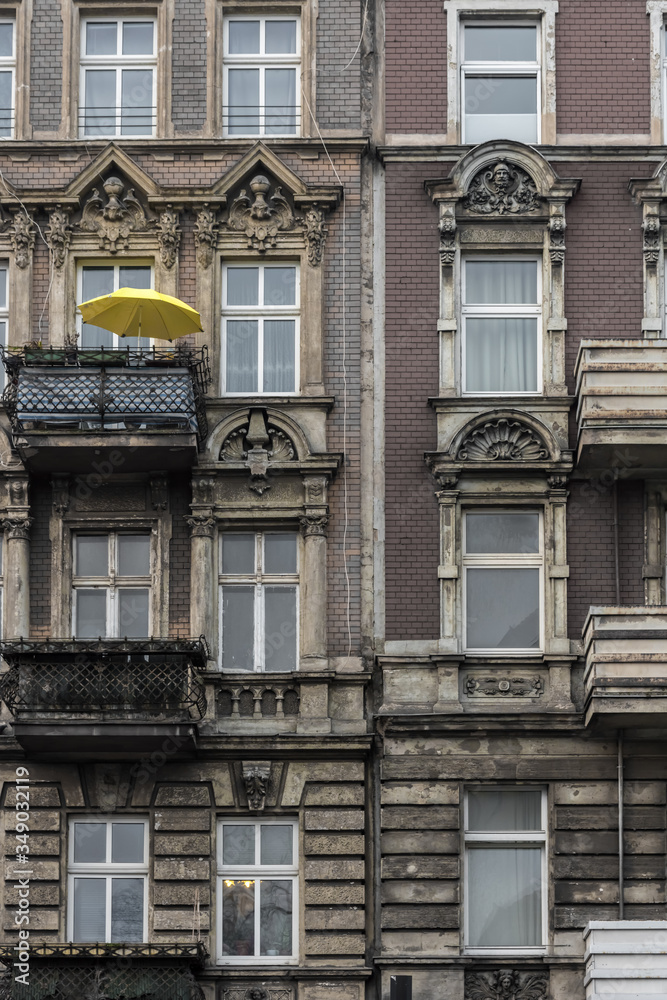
[618,731,624,919]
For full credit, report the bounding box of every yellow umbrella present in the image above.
[78,287,203,342]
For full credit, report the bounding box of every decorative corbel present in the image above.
[194,203,219,268]
[548,210,566,265]
[10,209,35,269]
[149,474,169,512]
[51,475,71,515]
[246,409,271,494]
[302,203,328,267]
[643,212,661,266]
[439,209,457,266]
[242,761,271,811]
[46,206,72,269]
[157,204,181,270]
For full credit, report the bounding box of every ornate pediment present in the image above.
[457,418,550,462]
[463,159,540,216]
[227,174,297,252]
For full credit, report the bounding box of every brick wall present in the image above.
[29,479,52,638]
[172,0,207,133]
[316,0,362,130]
[169,481,191,638]
[30,0,62,131]
[385,0,446,133]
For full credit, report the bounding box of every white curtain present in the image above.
[264,320,295,392]
[265,68,297,134]
[226,320,258,392]
[468,846,542,946]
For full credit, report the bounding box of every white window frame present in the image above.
[0,261,8,391]
[218,531,300,672]
[223,15,301,137]
[460,19,541,145]
[67,816,149,943]
[76,260,154,348]
[464,787,548,955]
[221,262,300,395]
[0,18,16,139]
[462,509,544,654]
[79,16,157,139]
[71,531,152,639]
[461,255,543,397]
[216,817,299,965]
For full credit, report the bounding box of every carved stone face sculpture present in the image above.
[492,161,512,192]
[499,974,514,997]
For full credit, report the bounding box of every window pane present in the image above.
[75,590,107,639]
[465,261,537,305]
[465,26,536,62]
[118,535,150,577]
[226,320,258,392]
[261,825,293,865]
[73,879,106,942]
[222,880,255,955]
[122,21,154,55]
[264,321,295,392]
[117,588,149,637]
[263,267,296,307]
[227,267,259,306]
[265,20,297,54]
[73,822,106,863]
[265,68,297,134]
[0,72,12,136]
[222,586,255,670]
[86,22,117,56]
[228,68,259,134]
[112,823,144,863]
[466,567,539,649]
[465,318,538,393]
[466,513,539,554]
[119,266,151,290]
[81,268,115,348]
[468,847,542,947]
[229,20,260,54]
[223,824,255,865]
[0,22,14,58]
[83,68,117,136]
[264,533,297,574]
[121,68,153,135]
[468,789,542,832]
[222,534,255,575]
[111,878,144,941]
[260,880,292,956]
[264,586,297,671]
[464,77,538,143]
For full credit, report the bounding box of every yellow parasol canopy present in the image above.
[78,287,203,342]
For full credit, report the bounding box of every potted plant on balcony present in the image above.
[24,341,71,365]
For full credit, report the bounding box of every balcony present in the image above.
[584,921,667,999]
[1,345,211,472]
[576,339,667,474]
[583,607,667,728]
[0,942,206,1000]
[0,637,208,756]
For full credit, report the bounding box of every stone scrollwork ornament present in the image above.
[46,206,73,268]
[643,214,661,266]
[157,205,181,269]
[463,160,540,215]
[10,210,35,269]
[549,213,566,265]
[80,175,150,252]
[300,514,329,537]
[439,214,457,265]
[1,516,33,540]
[302,204,328,266]
[457,419,549,462]
[194,204,218,268]
[464,674,544,697]
[465,970,548,1000]
[227,175,295,252]
[186,514,216,538]
[242,761,271,811]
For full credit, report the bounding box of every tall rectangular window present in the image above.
[77,262,152,348]
[222,264,299,394]
[461,23,539,143]
[217,819,298,962]
[219,532,298,672]
[462,258,541,395]
[0,263,8,391]
[73,533,151,639]
[223,16,300,136]
[68,818,148,943]
[80,18,156,137]
[465,788,547,951]
[0,20,15,138]
[463,511,542,652]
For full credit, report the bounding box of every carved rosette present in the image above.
[439,214,457,266]
[79,176,150,252]
[464,674,544,698]
[300,514,329,537]
[46,206,73,268]
[11,211,35,269]
[302,204,328,266]
[463,160,541,216]
[457,419,550,462]
[186,515,217,539]
[549,213,566,265]
[464,969,548,1000]
[242,761,271,811]
[194,204,218,268]
[2,516,33,540]
[157,205,181,269]
[643,214,661,266]
[226,175,296,252]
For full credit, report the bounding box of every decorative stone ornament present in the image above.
[10,210,35,269]
[220,410,297,494]
[227,174,295,252]
[464,674,544,698]
[549,212,566,265]
[242,761,271,811]
[464,970,548,1000]
[457,418,550,462]
[439,213,457,265]
[80,175,149,252]
[463,159,540,215]
[46,206,73,268]
[194,203,218,268]
[157,205,181,269]
[303,204,328,266]
[643,214,661,266]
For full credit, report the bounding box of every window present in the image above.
[73,533,151,639]
[219,532,298,671]
[222,263,299,394]
[223,16,300,136]
[464,788,547,952]
[0,19,15,138]
[462,258,541,395]
[0,537,4,638]
[0,263,8,390]
[80,18,156,137]
[68,817,148,943]
[463,511,542,652]
[77,263,152,348]
[217,819,298,962]
[461,23,539,143]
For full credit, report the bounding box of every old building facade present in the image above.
[0,1,665,1000]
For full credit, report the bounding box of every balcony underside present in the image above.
[576,424,667,476]
[11,719,198,757]
[14,429,198,472]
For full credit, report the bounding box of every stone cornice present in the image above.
[379,143,667,163]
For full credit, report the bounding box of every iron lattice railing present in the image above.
[0,963,204,1000]
[1,346,211,447]
[0,637,209,720]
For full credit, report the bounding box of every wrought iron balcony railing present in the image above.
[0,637,209,721]
[1,345,211,446]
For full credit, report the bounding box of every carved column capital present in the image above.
[186,514,217,538]
[2,516,33,540]
[300,514,329,537]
